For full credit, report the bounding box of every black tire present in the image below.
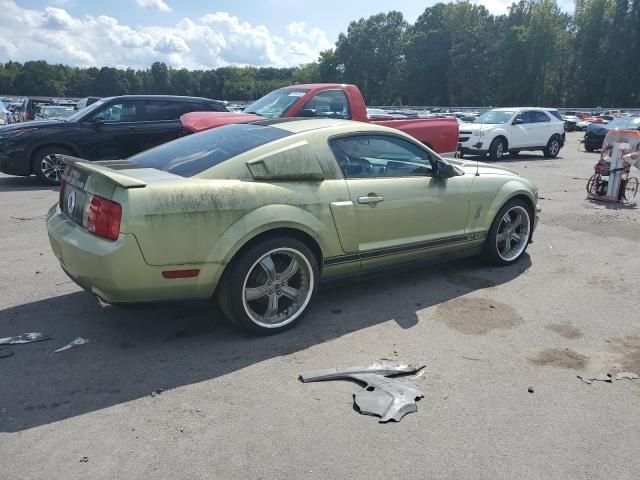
[482,198,532,266]
[488,137,507,161]
[585,144,596,152]
[217,235,319,335]
[31,146,72,185]
[543,135,561,158]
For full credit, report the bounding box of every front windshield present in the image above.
[244,88,309,118]
[66,98,110,122]
[608,117,640,128]
[474,111,515,124]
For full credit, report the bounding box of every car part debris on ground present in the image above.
[53,337,90,353]
[577,372,639,384]
[299,361,426,423]
[150,389,165,397]
[0,332,52,345]
[0,347,14,358]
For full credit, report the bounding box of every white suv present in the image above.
[458,108,566,161]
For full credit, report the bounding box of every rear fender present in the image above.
[208,204,332,270]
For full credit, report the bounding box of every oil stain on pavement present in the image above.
[607,336,640,373]
[529,348,588,370]
[435,297,523,335]
[546,324,583,339]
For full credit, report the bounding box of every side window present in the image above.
[531,111,550,123]
[514,111,531,124]
[95,102,137,123]
[300,90,350,119]
[330,135,433,179]
[144,101,182,121]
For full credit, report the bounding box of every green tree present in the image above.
[148,62,171,94]
[334,11,408,104]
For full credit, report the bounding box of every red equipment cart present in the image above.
[586,130,640,203]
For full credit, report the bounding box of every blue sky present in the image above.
[2,0,574,69]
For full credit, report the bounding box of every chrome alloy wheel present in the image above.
[549,139,560,156]
[495,205,530,262]
[242,248,314,329]
[40,154,65,182]
[495,141,504,159]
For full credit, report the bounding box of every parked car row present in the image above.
[2,84,580,186]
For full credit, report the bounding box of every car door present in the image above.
[529,110,552,145]
[135,100,187,153]
[510,110,535,148]
[79,100,142,160]
[330,134,472,271]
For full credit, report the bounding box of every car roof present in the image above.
[491,107,551,112]
[282,83,350,90]
[257,118,401,135]
[99,95,225,103]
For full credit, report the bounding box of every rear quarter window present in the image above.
[548,110,563,121]
[128,123,291,177]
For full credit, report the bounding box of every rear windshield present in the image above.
[128,123,291,177]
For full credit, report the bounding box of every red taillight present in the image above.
[59,179,66,209]
[87,195,122,241]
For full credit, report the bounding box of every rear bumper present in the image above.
[584,133,604,150]
[46,205,218,303]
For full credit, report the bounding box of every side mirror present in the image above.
[436,161,456,178]
[92,115,105,126]
[298,109,317,118]
[513,118,524,125]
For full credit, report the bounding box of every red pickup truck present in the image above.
[181,84,459,155]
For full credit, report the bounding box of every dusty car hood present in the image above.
[448,158,519,176]
[181,111,262,132]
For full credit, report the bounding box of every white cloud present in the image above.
[286,21,332,59]
[0,1,332,69]
[136,0,172,13]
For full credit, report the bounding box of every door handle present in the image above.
[358,195,385,205]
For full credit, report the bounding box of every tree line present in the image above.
[1,0,639,107]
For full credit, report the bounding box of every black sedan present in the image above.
[0,95,227,184]
[584,116,640,151]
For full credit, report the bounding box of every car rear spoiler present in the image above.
[59,155,147,189]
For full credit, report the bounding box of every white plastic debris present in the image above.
[54,337,90,353]
[0,332,52,345]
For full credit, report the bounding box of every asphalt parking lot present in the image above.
[1,131,639,479]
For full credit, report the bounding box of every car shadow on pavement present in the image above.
[0,255,530,432]
[0,176,58,193]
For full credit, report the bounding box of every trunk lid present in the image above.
[59,156,153,229]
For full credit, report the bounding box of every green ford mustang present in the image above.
[47,118,539,334]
